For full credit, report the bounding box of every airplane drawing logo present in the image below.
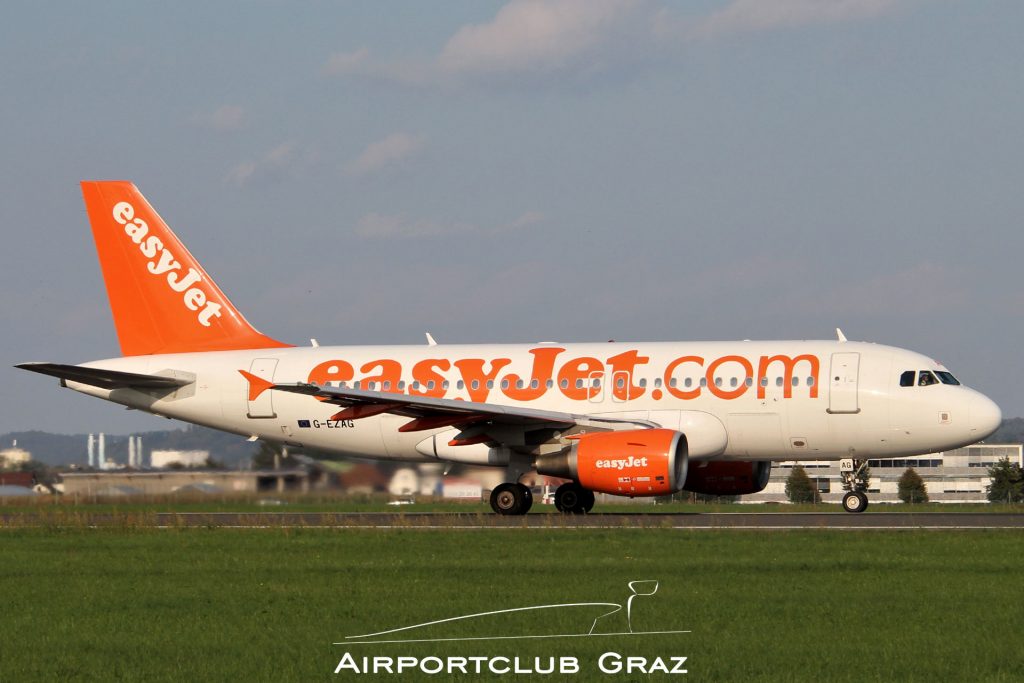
[337,580,688,645]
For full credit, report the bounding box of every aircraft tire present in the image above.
[842,490,868,513]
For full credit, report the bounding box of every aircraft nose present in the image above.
[969,393,1002,440]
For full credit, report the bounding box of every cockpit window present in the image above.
[918,370,939,387]
[936,371,961,386]
[899,370,915,387]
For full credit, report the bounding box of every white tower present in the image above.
[98,432,106,469]
[87,433,95,468]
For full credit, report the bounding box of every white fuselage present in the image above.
[66,340,1001,466]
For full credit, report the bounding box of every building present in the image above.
[746,443,1022,504]
[150,450,210,469]
[0,445,31,469]
[60,469,317,497]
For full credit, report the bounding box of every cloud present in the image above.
[345,132,425,177]
[691,0,908,39]
[324,0,651,86]
[354,210,543,239]
[324,0,913,86]
[226,143,312,187]
[323,48,370,76]
[192,104,246,131]
[436,0,645,77]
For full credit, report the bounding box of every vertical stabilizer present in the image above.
[80,181,290,356]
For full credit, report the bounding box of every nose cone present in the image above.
[969,393,1002,440]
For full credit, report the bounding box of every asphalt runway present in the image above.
[4,511,1019,529]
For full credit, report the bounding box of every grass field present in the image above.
[2,526,1023,681]
[3,492,1023,515]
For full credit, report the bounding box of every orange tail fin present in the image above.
[81,181,291,356]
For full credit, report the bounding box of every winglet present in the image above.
[836,328,847,343]
[239,370,274,401]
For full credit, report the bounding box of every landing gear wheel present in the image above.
[490,483,532,515]
[842,491,868,514]
[554,482,594,514]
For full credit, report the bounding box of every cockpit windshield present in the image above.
[899,369,961,387]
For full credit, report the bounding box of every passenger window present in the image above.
[560,378,569,389]
[684,378,692,388]
[775,377,783,387]
[531,379,539,389]
[456,380,464,390]
[486,380,493,389]
[791,377,799,387]
[501,379,509,389]
[918,371,939,387]
[729,377,738,388]
[899,371,915,387]
[760,377,768,387]
[745,377,753,387]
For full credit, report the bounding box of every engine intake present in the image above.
[536,429,687,497]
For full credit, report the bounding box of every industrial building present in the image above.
[746,443,1022,504]
[60,469,318,497]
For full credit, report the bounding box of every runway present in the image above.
[3,511,1018,529]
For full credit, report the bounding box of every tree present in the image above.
[785,465,820,504]
[986,457,1024,504]
[897,468,929,504]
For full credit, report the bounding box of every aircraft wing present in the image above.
[16,363,192,390]
[241,371,655,437]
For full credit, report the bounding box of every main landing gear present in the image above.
[840,458,869,513]
[554,482,595,514]
[490,483,533,515]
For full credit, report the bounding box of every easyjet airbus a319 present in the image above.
[18,182,1002,514]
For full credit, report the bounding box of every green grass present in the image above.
[2,493,1022,516]
[1,528,1022,681]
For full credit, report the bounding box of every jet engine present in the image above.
[682,460,771,496]
[535,428,687,496]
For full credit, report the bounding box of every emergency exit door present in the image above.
[827,352,860,414]
[246,358,278,418]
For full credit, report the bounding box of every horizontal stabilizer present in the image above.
[15,363,192,390]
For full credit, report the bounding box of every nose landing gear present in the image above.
[839,458,869,513]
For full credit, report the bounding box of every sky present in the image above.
[1,0,1022,435]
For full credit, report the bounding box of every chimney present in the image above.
[87,434,95,468]
[98,433,106,469]
[128,436,136,468]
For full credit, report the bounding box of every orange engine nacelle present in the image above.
[535,429,687,497]
[682,460,772,496]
